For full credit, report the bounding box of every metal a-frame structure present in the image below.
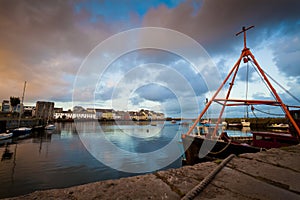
[186,26,300,137]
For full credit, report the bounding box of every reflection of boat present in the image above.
[1,147,13,161]
[45,124,56,130]
[182,26,300,165]
[267,123,289,129]
[179,122,190,126]
[241,126,251,133]
[0,132,13,140]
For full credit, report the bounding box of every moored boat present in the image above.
[12,127,32,137]
[267,123,289,129]
[12,82,32,138]
[181,26,300,165]
[182,134,261,165]
[0,132,13,140]
[240,119,250,127]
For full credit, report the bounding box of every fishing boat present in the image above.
[182,26,300,165]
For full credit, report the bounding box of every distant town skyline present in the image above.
[1,0,299,118]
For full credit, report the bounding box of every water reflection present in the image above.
[0,121,184,198]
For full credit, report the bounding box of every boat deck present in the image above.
[6,144,300,199]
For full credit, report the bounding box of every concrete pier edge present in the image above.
[3,144,300,200]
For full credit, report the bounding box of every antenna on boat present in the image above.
[235,25,254,50]
[184,26,300,138]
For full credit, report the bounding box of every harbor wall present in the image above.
[0,118,41,131]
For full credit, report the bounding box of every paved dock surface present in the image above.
[4,144,300,200]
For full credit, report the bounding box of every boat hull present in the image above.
[0,132,13,140]
[182,134,261,165]
[12,127,32,137]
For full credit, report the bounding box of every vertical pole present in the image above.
[18,81,26,128]
[243,27,247,49]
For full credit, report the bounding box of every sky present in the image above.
[0,0,299,118]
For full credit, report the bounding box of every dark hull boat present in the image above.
[182,135,261,165]
[12,127,32,138]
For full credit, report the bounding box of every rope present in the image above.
[181,154,236,200]
[252,106,285,116]
[251,106,258,118]
[249,60,277,100]
[263,68,300,104]
[208,140,232,155]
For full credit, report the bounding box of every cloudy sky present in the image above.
[0,0,299,118]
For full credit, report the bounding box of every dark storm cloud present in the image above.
[143,0,300,55]
[1,0,298,115]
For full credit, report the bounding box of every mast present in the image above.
[185,26,300,137]
[17,81,26,127]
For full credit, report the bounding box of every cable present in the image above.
[263,70,300,104]
[181,154,235,200]
[249,60,277,100]
[251,106,285,116]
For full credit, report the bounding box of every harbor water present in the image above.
[0,121,188,198]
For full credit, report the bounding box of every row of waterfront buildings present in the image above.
[1,100,165,121]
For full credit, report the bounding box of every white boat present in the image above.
[267,123,289,129]
[45,124,56,130]
[0,132,13,140]
[241,119,250,127]
[13,82,32,138]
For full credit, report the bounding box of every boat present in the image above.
[12,81,32,138]
[227,119,250,128]
[240,119,250,127]
[12,127,32,137]
[0,132,13,140]
[171,120,176,124]
[181,26,300,165]
[182,134,261,165]
[267,123,289,129]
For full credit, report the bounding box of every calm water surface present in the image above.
[0,121,188,198]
